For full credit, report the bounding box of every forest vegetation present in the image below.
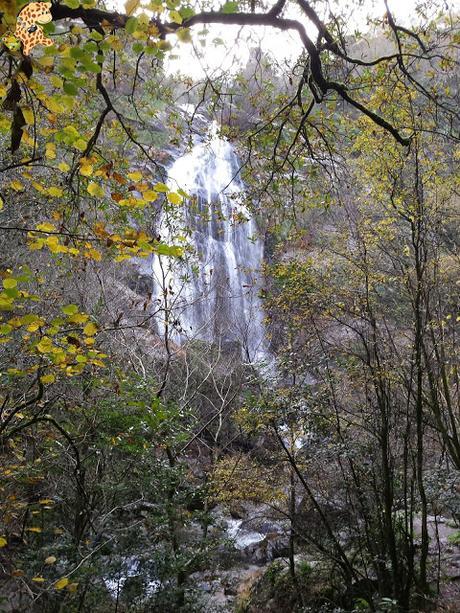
[0,0,459,611]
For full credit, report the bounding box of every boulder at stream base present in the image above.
[242,533,290,565]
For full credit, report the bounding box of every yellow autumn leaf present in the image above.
[58,162,70,172]
[167,192,182,205]
[36,337,53,354]
[22,131,35,147]
[36,222,56,232]
[74,138,87,151]
[46,237,67,253]
[32,576,46,583]
[118,198,133,207]
[47,186,63,198]
[83,322,97,336]
[46,98,65,114]
[22,107,34,125]
[45,143,56,159]
[28,239,45,251]
[44,556,57,565]
[127,170,142,181]
[26,526,42,533]
[169,10,182,24]
[108,35,123,51]
[9,180,24,192]
[142,189,158,202]
[68,313,89,324]
[84,248,102,261]
[3,278,17,289]
[87,183,105,198]
[80,164,93,177]
[54,577,69,590]
[50,75,64,88]
[0,537,7,548]
[125,0,140,16]
[33,181,45,192]
[40,374,56,384]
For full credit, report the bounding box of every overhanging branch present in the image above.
[46,1,446,146]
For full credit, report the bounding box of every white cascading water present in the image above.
[148,122,268,364]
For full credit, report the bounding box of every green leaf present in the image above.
[63,0,80,8]
[63,82,78,96]
[20,314,40,325]
[42,22,56,35]
[156,244,183,257]
[84,41,98,52]
[222,1,239,13]
[81,61,102,73]
[69,47,87,59]
[3,288,18,298]
[180,7,195,20]
[62,304,79,316]
[132,42,144,54]
[57,66,75,80]
[125,17,138,34]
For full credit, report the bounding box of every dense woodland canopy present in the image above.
[0,0,459,611]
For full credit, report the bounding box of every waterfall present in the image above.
[148,122,268,364]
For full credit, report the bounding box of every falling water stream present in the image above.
[148,122,268,364]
